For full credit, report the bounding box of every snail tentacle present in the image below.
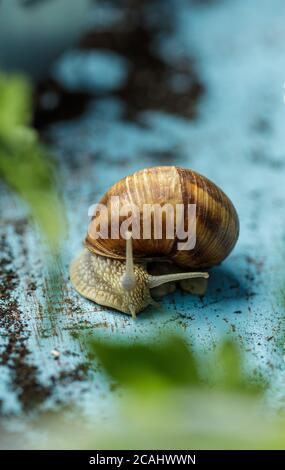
[120,231,136,291]
[148,271,209,289]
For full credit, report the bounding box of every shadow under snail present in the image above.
[70,166,239,318]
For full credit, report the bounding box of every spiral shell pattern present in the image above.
[86,166,239,269]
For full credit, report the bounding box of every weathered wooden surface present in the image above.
[1,0,285,444]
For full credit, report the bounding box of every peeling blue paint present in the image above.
[1,0,285,427]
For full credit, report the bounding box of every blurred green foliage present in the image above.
[89,335,264,394]
[0,73,65,252]
[0,74,32,131]
[38,334,285,449]
[89,335,200,389]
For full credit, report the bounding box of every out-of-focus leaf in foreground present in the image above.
[89,335,200,389]
[0,73,65,252]
[89,335,264,395]
[0,74,32,131]
[36,335,285,450]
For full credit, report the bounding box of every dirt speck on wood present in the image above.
[0,231,52,411]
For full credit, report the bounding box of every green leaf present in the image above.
[208,340,265,394]
[89,334,265,396]
[0,74,32,132]
[0,72,65,253]
[89,335,200,388]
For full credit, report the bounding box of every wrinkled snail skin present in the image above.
[70,166,239,316]
[69,249,152,317]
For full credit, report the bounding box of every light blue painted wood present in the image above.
[1,0,285,429]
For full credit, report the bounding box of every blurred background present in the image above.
[1,0,285,449]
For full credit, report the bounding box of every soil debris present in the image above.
[34,0,203,129]
[0,232,52,412]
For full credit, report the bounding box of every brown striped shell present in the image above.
[85,166,239,269]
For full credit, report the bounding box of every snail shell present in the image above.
[86,166,239,269]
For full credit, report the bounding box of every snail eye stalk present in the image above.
[148,271,209,289]
[121,231,136,291]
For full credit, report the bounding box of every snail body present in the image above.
[70,166,239,317]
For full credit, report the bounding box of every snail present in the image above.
[70,166,239,317]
